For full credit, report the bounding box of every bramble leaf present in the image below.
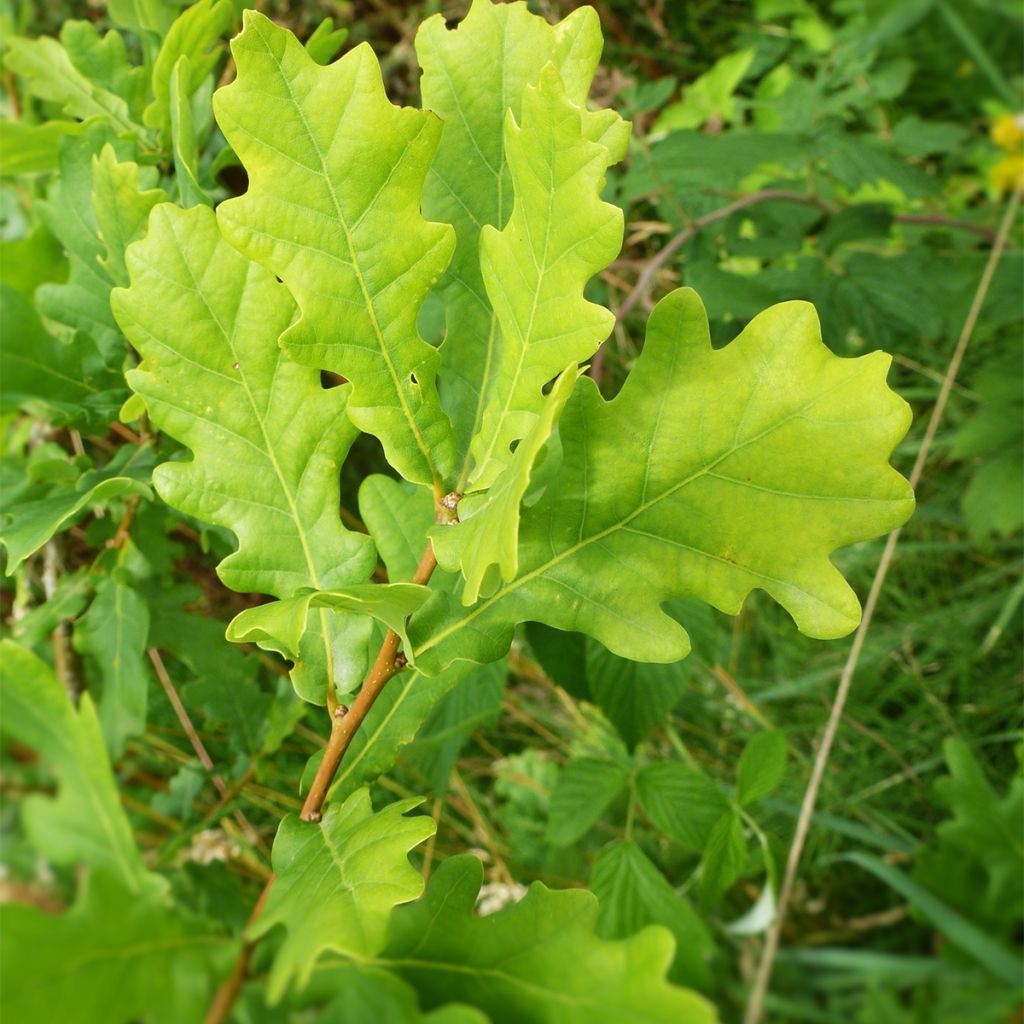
[112,203,377,702]
[250,789,435,1002]
[735,730,789,806]
[546,757,630,846]
[591,841,715,989]
[416,0,619,469]
[635,763,729,854]
[413,288,914,671]
[381,855,717,1023]
[214,11,456,488]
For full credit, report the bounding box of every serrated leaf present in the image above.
[433,364,578,603]
[585,640,688,750]
[74,574,150,757]
[0,641,154,893]
[0,870,230,1024]
[226,582,430,670]
[735,730,788,805]
[214,10,456,488]
[60,20,148,118]
[635,762,729,854]
[546,757,630,846]
[113,202,377,703]
[701,811,746,903]
[249,788,435,1002]
[382,855,716,1023]
[0,445,153,572]
[416,0,613,467]
[412,288,914,671]
[591,841,715,989]
[145,0,234,139]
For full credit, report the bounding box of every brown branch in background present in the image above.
[742,183,1022,1024]
[147,648,264,852]
[608,188,1003,335]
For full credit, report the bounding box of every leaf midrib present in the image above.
[416,363,877,657]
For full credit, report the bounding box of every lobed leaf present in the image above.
[416,0,614,468]
[214,11,456,488]
[382,855,717,1023]
[250,789,435,1002]
[112,202,377,702]
[412,288,914,671]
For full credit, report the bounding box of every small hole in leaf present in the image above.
[508,439,521,455]
[275,275,284,284]
[321,371,346,389]
[409,372,419,386]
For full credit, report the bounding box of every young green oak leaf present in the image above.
[250,788,435,1003]
[433,364,578,604]
[381,855,716,1023]
[0,641,156,895]
[227,582,430,671]
[416,0,618,471]
[214,11,456,489]
[112,203,377,703]
[412,288,914,672]
[0,869,232,1024]
[467,64,628,489]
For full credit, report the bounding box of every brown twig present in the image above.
[147,648,264,852]
[742,183,1022,1024]
[611,189,1003,331]
[206,494,458,1024]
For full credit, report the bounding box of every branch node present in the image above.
[333,703,349,721]
[394,651,408,671]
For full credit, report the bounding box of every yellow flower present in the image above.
[991,153,1024,192]
[991,113,1024,153]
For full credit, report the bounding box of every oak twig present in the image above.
[205,494,459,1024]
[742,184,1022,1024]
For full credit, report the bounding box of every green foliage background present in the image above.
[0,0,1021,1022]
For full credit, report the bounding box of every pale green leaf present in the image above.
[635,762,729,854]
[74,574,150,757]
[113,203,377,703]
[0,641,153,893]
[701,811,746,903]
[304,17,349,66]
[359,474,436,582]
[412,288,914,671]
[546,757,630,846]
[91,144,168,287]
[35,126,165,358]
[214,10,456,488]
[60,20,148,118]
[0,118,84,175]
[416,0,614,468]
[382,855,717,1023]
[249,788,435,1002]
[145,0,234,138]
[465,64,626,488]
[106,0,178,38]
[5,34,140,135]
[0,870,231,1024]
[591,841,715,989]
[433,364,578,603]
[169,55,211,207]
[654,49,754,133]
[226,582,431,670]
[736,730,788,806]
